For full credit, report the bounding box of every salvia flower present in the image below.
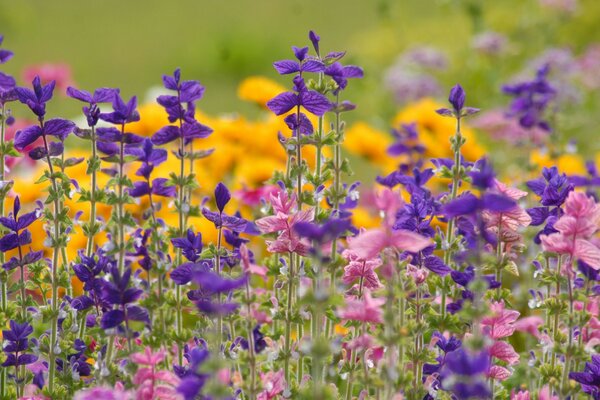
[502,64,556,131]
[569,354,600,396]
[540,190,600,271]
[100,266,149,330]
[436,84,480,118]
[152,68,212,145]
[66,86,119,127]
[2,320,38,367]
[14,76,55,118]
[0,196,40,253]
[202,182,253,233]
[267,75,330,117]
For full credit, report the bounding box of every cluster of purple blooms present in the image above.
[0,29,598,400]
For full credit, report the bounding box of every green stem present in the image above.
[284,252,295,383]
[441,116,463,319]
[85,126,98,256]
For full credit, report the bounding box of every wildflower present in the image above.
[192,270,247,316]
[0,34,14,64]
[540,191,600,271]
[255,190,314,256]
[569,354,600,396]
[1,320,38,367]
[22,63,74,93]
[66,86,119,127]
[435,84,480,118]
[240,243,267,277]
[14,77,75,155]
[337,290,385,324]
[202,183,253,233]
[341,246,382,290]
[527,166,573,243]
[152,68,212,145]
[99,94,140,125]
[349,188,431,260]
[177,347,210,400]
[131,347,179,400]
[0,196,40,253]
[266,75,330,117]
[502,65,556,131]
[323,61,363,92]
[100,266,149,330]
[480,301,520,339]
[257,369,285,400]
[439,348,491,398]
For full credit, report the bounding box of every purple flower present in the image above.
[99,94,140,125]
[2,320,38,367]
[526,166,573,243]
[67,86,119,127]
[0,196,40,253]
[152,68,212,146]
[294,217,352,245]
[128,178,175,198]
[129,138,168,179]
[0,35,14,65]
[439,348,491,399]
[202,183,254,233]
[14,118,75,159]
[100,266,149,329]
[177,347,210,400]
[172,229,203,262]
[502,64,556,131]
[324,62,364,92]
[15,76,56,118]
[444,192,515,218]
[569,354,600,396]
[267,75,330,117]
[436,84,479,118]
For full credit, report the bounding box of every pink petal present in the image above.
[487,365,511,381]
[490,341,520,365]
[349,228,388,260]
[575,239,600,269]
[390,230,432,253]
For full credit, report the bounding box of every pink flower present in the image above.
[240,243,268,277]
[341,246,382,290]
[131,347,166,366]
[338,290,385,324]
[255,190,314,255]
[349,189,431,260]
[513,316,544,338]
[74,386,132,400]
[349,225,431,261]
[257,370,285,400]
[481,301,520,339]
[483,180,531,233]
[487,365,511,381]
[489,340,519,365]
[541,191,600,271]
[406,264,429,285]
[131,347,180,400]
[538,385,559,400]
[23,63,74,93]
[235,185,279,207]
[511,390,530,400]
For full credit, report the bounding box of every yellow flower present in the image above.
[343,122,392,168]
[238,76,286,108]
[530,149,586,175]
[128,103,170,137]
[393,99,485,161]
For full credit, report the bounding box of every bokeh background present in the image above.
[3,0,600,129]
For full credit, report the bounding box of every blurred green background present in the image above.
[2,0,600,148]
